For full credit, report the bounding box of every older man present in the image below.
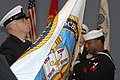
[0,5,32,66]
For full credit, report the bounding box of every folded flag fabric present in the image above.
[47,0,58,23]
[98,0,110,51]
[10,0,86,80]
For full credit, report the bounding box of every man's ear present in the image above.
[8,21,17,30]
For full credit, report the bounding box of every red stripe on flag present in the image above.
[47,0,58,23]
[27,0,36,42]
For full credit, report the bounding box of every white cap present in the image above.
[0,5,29,27]
[83,29,104,41]
[81,24,89,34]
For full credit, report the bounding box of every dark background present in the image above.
[0,0,119,80]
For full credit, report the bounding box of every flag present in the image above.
[98,0,110,50]
[47,0,58,23]
[71,0,86,70]
[27,0,36,42]
[10,0,86,80]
